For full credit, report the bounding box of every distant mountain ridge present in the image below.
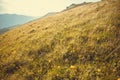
[0,14,36,29]
[0,24,21,34]
[0,28,9,34]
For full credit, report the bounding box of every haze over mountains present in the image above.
[0,14,36,29]
[0,0,120,80]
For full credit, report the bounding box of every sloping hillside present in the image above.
[0,0,120,80]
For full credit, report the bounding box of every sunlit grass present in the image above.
[0,0,120,80]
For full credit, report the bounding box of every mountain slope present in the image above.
[0,14,36,29]
[0,0,120,80]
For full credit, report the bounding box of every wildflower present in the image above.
[97,69,101,72]
[70,65,76,69]
[48,60,51,63]
[57,66,60,68]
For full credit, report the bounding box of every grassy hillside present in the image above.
[0,0,120,80]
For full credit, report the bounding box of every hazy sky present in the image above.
[0,0,100,17]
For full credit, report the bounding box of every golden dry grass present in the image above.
[0,0,120,80]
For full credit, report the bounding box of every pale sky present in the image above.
[0,0,100,17]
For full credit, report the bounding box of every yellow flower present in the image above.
[48,60,51,62]
[70,65,76,69]
[97,69,101,72]
[57,66,60,68]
